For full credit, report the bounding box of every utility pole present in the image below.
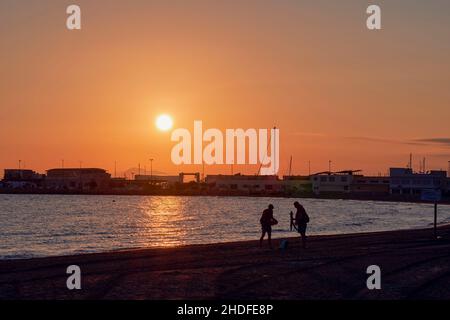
[273,126,277,177]
[409,153,413,171]
[62,159,65,169]
[149,158,154,184]
[288,156,292,177]
[308,160,311,176]
[448,161,450,177]
[329,160,332,173]
[18,160,21,170]
[114,161,117,178]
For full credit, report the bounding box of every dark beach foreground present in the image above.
[2,226,450,300]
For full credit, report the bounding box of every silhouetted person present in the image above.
[260,204,278,248]
[294,201,309,249]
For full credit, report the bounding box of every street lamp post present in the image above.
[149,158,154,185]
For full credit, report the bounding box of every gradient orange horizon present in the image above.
[1,1,450,177]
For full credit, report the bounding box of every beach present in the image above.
[1,225,450,300]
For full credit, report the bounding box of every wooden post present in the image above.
[434,202,438,240]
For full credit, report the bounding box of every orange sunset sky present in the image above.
[1,0,450,177]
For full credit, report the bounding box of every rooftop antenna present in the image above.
[409,153,413,171]
[423,157,426,173]
[288,156,293,177]
[328,160,332,173]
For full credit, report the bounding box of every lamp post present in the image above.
[448,161,450,177]
[149,158,154,184]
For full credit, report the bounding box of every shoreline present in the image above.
[2,226,450,299]
[2,224,449,261]
[1,191,449,206]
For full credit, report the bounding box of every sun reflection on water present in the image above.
[137,196,189,247]
[3,194,450,259]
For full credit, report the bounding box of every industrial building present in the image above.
[389,168,447,196]
[1,164,449,199]
[134,174,180,187]
[282,175,312,194]
[351,176,390,195]
[310,171,358,195]
[45,168,111,191]
[206,174,283,193]
[2,169,44,189]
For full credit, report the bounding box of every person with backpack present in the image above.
[259,204,278,248]
[294,201,310,249]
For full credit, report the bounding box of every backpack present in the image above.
[304,212,310,223]
[297,206,310,224]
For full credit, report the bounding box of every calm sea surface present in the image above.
[1,194,449,259]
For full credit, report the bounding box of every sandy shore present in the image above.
[1,226,450,300]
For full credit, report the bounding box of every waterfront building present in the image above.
[389,168,447,196]
[45,168,111,191]
[351,176,390,195]
[2,169,44,189]
[135,174,180,186]
[205,174,283,193]
[310,171,356,195]
[3,169,43,181]
[282,175,313,193]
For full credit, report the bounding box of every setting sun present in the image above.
[156,114,173,132]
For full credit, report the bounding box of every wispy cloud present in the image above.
[345,136,450,148]
[345,136,398,143]
[344,136,426,146]
[288,132,326,137]
[292,134,450,149]
[413,138,450,146]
